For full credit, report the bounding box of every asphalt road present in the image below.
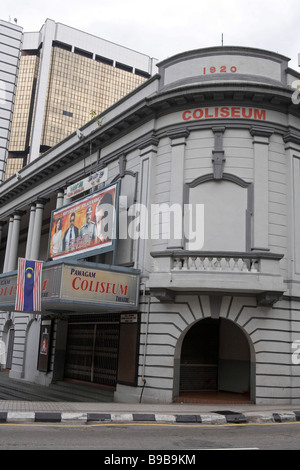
[0,420,299,451]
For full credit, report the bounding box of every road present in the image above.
[0,420,299,452]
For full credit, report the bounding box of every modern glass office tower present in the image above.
[2,19,157,180]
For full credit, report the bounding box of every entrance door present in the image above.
[180,319,219,391]
[179,318,250,395]
[64,316,120,387]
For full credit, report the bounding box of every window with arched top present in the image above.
[185,173,253,252]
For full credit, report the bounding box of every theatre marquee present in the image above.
[0,260,140,314]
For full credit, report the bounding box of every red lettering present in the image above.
[181,106,266,122]
[205,108,213,118]
[112,284,118,295]
[254,109,266,121]
[231,107,240,117]
[81,280,88,291]
[182,110,192,121]
[220,107,230,117]
[100,282,105,293]
[72,277,80,290]
[193,109,203,119]
[242,108,252,119]
[119,285,128,296]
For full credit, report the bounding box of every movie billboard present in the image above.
[48,183,119,260]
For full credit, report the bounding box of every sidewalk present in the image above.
[0,372,299,425]
[0,400,300,425]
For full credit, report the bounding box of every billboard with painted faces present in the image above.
[48,182,119,261]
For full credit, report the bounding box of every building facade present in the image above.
[0,45,300,404]
[0,20,23,182]
[2,18,157,180]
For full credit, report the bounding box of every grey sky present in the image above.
[2,0,300,69]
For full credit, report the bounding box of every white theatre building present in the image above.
[0,45,300,405]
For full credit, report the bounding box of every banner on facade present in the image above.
[48,182,119,261]
[66,168,108,198]
[15,258,43,312]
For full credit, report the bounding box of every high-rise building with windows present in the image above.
[2,18,157,180]
[0,19,23,182]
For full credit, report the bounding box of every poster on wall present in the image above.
[37,319,52,372]
[48,182,119,261]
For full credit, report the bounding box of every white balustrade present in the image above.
[172,255,259,273]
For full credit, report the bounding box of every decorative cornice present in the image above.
[283,131,300,146]
[250,126,274,138]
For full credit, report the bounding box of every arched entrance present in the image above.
[177,318,253,403]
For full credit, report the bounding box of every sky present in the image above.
[2,0,300,70]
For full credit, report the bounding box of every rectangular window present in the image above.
[62,110,73,117]
[116,62,133,73]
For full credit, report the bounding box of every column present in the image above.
[25,204,36,259]
[3,216,14,272]
[30,200,45,260]
[7,212,22,272]
[250,127,273,251]
[56,190,65,209]
[167,130,189,249]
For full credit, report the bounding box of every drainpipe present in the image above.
[140,293,150,403]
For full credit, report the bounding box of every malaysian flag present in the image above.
[15,258,43,312]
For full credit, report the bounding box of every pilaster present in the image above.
[250,126,274,251]
[167,129,189,249]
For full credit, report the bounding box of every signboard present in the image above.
[60,264,139,309]
[0,261,140,313]
[48,182,119,261]
[66,168,108,198]
[182,106,266,122]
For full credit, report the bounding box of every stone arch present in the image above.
[173,315,256,402]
